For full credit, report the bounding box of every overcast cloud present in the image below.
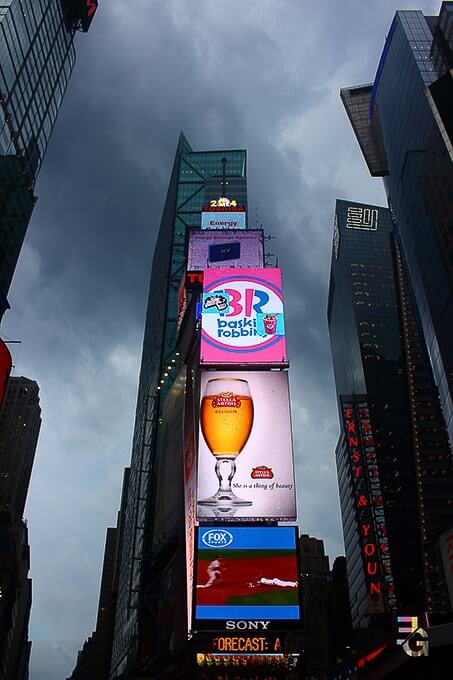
[1,1,440,677]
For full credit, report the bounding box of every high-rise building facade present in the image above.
[0,517,32,680]
[109,134,248,678]
[0,377,41,679]
[341,2,453,445]
[0,377,41,519]
[328,200,453,633]
[0,0,98,305]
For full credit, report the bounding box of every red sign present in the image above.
[342,400,397,612]
[80,0,98,32]
[0,339,12,407]
[251,466,274,480]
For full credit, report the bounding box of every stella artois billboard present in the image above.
[196,370,296,521]
[200,268,287,366]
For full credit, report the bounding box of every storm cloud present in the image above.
[1,1,439,677]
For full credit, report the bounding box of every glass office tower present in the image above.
[341,3,453,445]
[328,199,453,633]
[109,134,247,678]
[0,0,97,306]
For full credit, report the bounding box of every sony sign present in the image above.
[226,621,271,630]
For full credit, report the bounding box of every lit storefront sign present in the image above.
[200,268,287,365]
[342,399,397,613]
[196,652,299,670]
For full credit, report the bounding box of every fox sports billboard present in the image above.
[193,526,301,632]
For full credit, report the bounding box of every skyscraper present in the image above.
[0,377,41,679]
[328,199,453,634]
[340,2,453,444]
[0,0,98,307]
[109,134,248,678]
[0,377,41,519]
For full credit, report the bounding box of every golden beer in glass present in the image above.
[199,378,254,507]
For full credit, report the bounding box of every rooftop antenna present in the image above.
[221,157,227,196]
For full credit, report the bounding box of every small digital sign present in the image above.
[200,268,287,366]
[201,211,246,229]
[193,526,301,632]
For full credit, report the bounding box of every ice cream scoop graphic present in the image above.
[263,314,277,334]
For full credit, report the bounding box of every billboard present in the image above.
[187,230,263,273]
[200,268,287,365]
[196,370,296,521]
[193,526,301,631]
[201,211,246,230]
[183,370,197,631]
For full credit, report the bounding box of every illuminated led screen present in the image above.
[187,230,263,273]
[193,526,301,631]
[196,370,296,521]
[200,267,287,365]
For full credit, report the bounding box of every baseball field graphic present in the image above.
[194,526,301,627]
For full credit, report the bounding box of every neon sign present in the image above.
[342,400,397,613]
[204,197,245,211]
[212,636,283,653]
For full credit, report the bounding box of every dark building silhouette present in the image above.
[341,3,453,446]
[68,467,129,680]
[0,0,98,311]
[0,377,41,679]
[299,536,352,680]
[67,527,118,680]
[0,378,41,519]
[0,516,31,680]
[328,199,453,638]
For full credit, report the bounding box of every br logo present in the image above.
[396,616,429,657]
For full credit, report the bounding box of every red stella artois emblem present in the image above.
[251,465,274,479]
[211,392,241,408]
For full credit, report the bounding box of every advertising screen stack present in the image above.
[182,197,302,678]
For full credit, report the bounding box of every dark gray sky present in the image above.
[1,1,439,677]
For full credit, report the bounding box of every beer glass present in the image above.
[199,377,253,507]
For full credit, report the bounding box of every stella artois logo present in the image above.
[251,465,274,479]
[211,392,241,408]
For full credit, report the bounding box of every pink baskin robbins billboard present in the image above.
[200,268,287,365]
